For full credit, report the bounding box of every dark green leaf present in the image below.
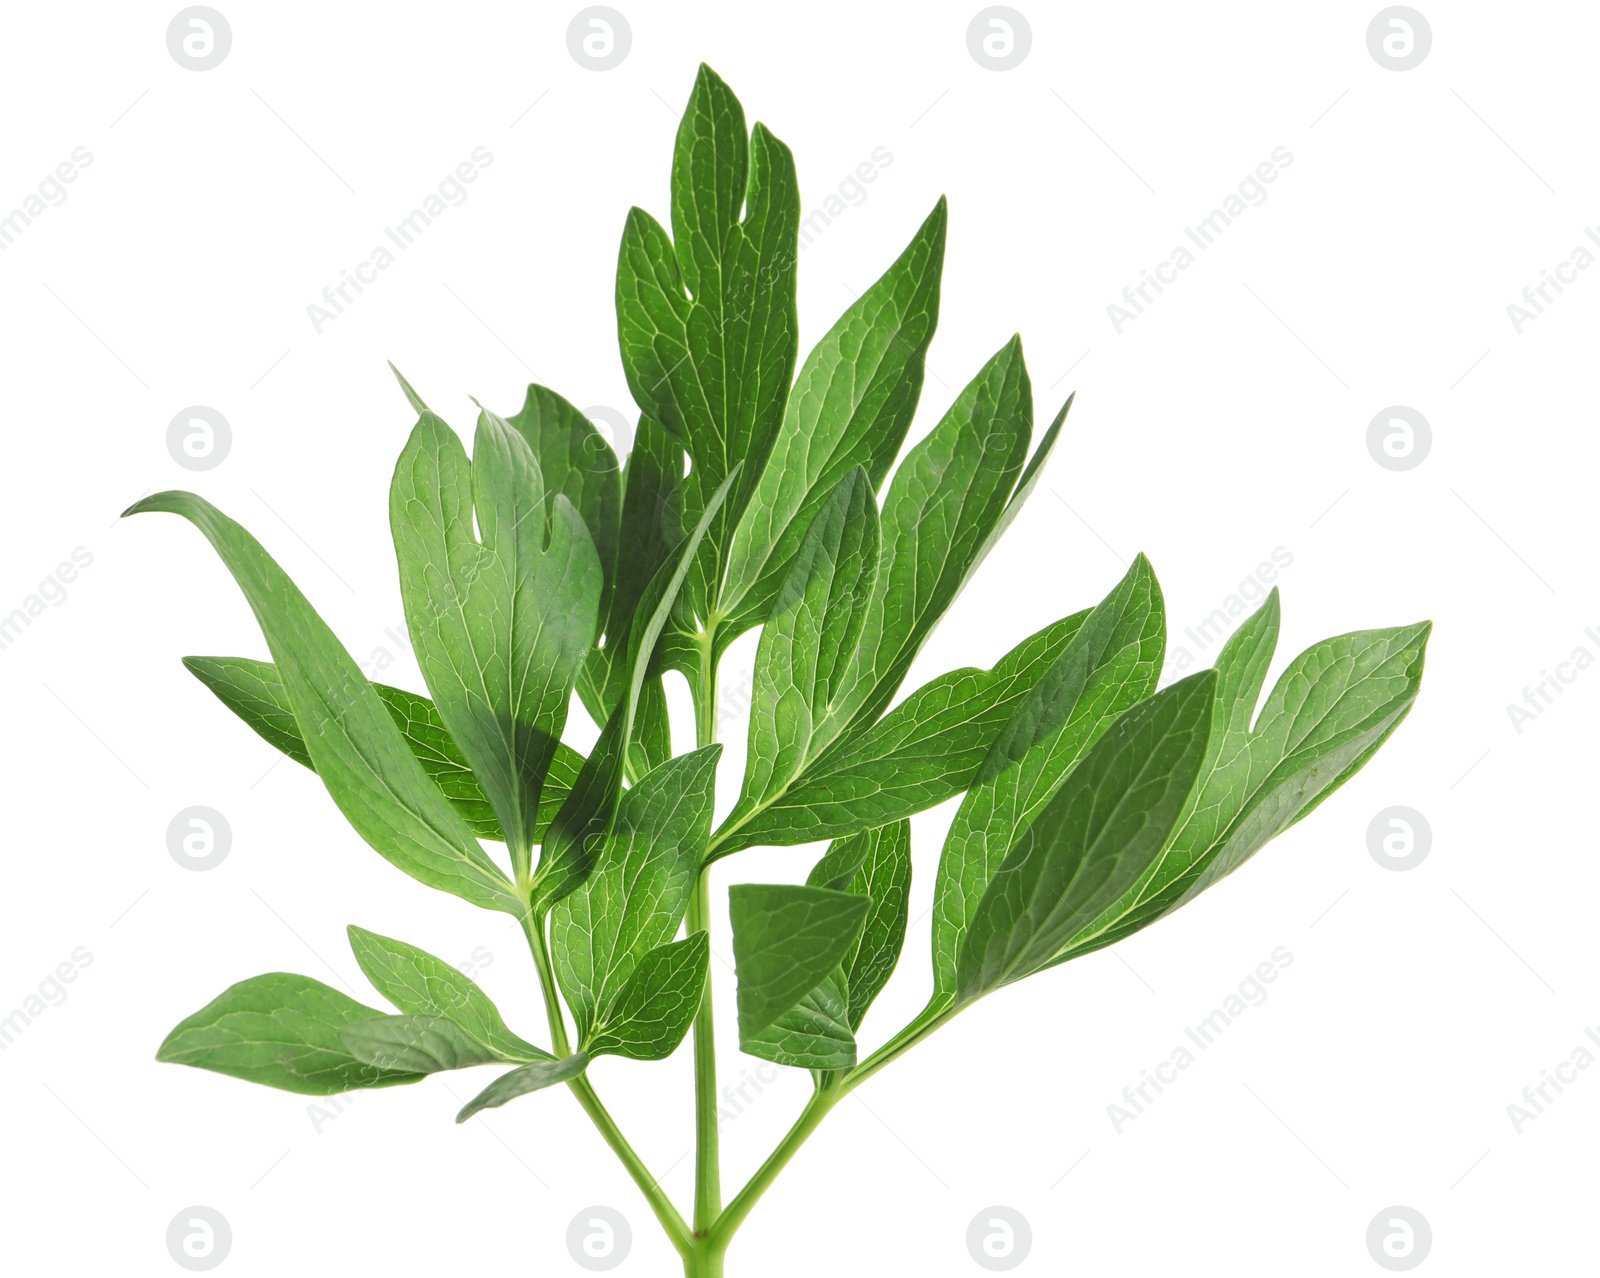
[455,1054,591,1122]
[124,492,519,914]
[729,883,868,1050]
[928,554,1165,1002]
[956,670,1218,1002]
[552,747,721,1039]
[535,468,738,914]
[1057,598,1432,959]
[585,933,709,1061]
[819,335,1034,740]
[183,656,583,843]
[807,821,912,1031]
[156,973,423,1096]
[504,384,622,617]
[391,407,602,875]
[741,972,855,1070]
[346,924,548,1063]
[718,199,947,635]
[729,468,878,826]
[710,609,1090,856]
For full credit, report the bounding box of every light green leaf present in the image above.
[718,199,947,634]
[552,747,721,1040]
[391,407,601,876]
[928,554,1165,1002]
[807,821,912,1031]
[183,656,583,843]
[585,933,709,1061]
[535,468,738,914]
[730,468,878,826]
[156,973,423,1096]
[340,1015,504,1073]
[956,670,1218,1002]
[455,1054,592,1123]
[709,608,1090,857]
[729,883,868,1058]
[1057,598,1432,959]
[124,492,520,915]
[346,925,548,1063]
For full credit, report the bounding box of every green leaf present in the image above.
[535,468,739,914]
[710,608,1090,857]
[928,554,1165,1002]
[552,747,721,1040]
[729,883,868,1063]
[741,972,855,1070]
[156,973,423,1096]
[729,468,878,827]
[616,65,800,666]
[955,670,1218,1002]
[388,360,431,417]
[340,1014,504,1073]
[578,417,685,728]
[503,384,623,617]
[718,199,947,635]
[183,657,583,843]
[585,933,709,1061]
[391,407,602,876]
[806,821,912,1031]
[819,335,1034,741]
[455,1054,592,1123]
[346,925,549,1063]
[1057,598,1432,960]
[125,492,520,915]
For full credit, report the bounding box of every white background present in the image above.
[1,1,1593,1273]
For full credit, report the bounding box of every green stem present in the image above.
[520,909,692,1257]
[690,635,722,1235]
[711,1079,843,1250]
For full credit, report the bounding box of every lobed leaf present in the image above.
[806,821,912,1031]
